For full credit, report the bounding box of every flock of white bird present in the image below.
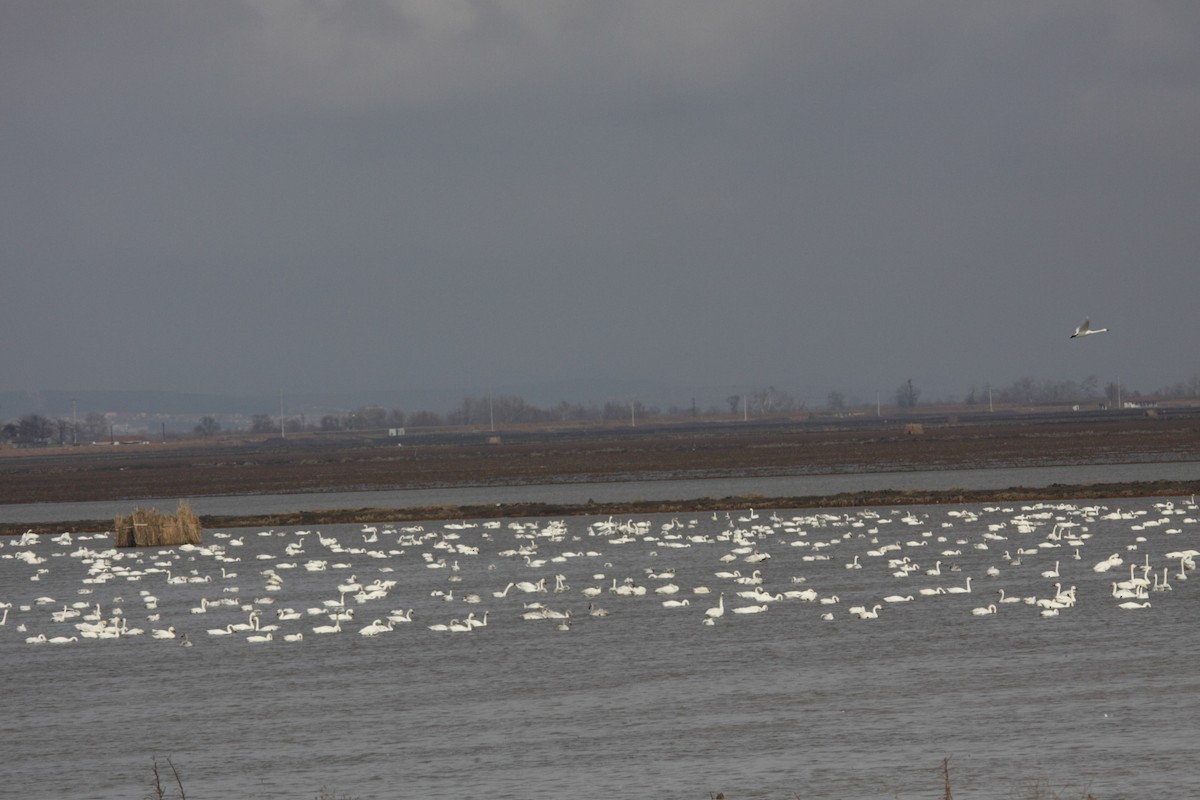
[1,494,1196,646]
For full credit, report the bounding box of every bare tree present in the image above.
[1104,381,1121,408]
[17,414,54,443]
[82,412,109,441]
[895,379,920,409]
[194,416,220,437]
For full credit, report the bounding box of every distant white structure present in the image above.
[388,428,406,437]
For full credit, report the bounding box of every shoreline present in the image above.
[4,478,1196,536]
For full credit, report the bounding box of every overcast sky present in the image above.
[3,1,1197,407]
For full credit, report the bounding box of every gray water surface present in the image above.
[2,494,1198,798]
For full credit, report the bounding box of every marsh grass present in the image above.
[706,759,1099,799]
[314,788,359,800]
[142,757,1094,799]
[145,756,185,800]
[144,760,358,800]
[1010,778,1098,800]
[115,501,202,547]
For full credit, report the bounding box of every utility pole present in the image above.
[71,399,77,446]
[280,390,285,438]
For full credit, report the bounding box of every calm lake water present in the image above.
[3,481,1199,798]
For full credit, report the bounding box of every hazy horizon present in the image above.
[4,3,1197,404]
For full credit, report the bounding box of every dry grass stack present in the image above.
[114,501,202,547]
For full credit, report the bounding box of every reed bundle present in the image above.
[114,501,202,547]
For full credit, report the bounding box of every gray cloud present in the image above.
[2,1,1198,406]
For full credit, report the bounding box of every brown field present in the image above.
[3,406,1199,534]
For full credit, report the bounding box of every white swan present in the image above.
[246,631,273,643]
[311,619,342,634]
[704,594,725,619]
[359,619,393,636]
[945,577,972,594]
[1070,317,1109,338]
[732,603,768,614]
[151,626,177,639]
[337,575,363,594]
[1117,601,1151,610]
[971,604,998,616]
[857,604,883,619]
[230,611,261,632]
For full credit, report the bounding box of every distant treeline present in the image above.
[5,373,1200,443]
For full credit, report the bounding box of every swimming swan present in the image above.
[857,604,883,619]
[359,619,394,636]
[945,577,972,594]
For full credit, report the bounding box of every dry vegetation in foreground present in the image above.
[145,757,1102,799]
[145,757,357,800]
[114,501,202,547]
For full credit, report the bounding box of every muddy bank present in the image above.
[2,410,1199,507]
[3,410,1198,535]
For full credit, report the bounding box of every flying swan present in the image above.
[1070,317,1109,338]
